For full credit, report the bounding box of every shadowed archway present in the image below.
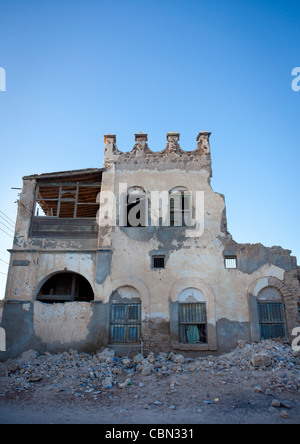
[36,272,94,303]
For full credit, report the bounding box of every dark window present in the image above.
[258,302,286,339]
[37,273,94,303]
[153,256,165,269]
[169,191,191,227]
[110,302,141,343]
[126,194,147,227]
[179,303,207,344]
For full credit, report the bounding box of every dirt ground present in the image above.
[0,340,299,424]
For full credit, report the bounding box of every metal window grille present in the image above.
[225,257,237,269]
[179,303,207,344]
[153,256,165,269]
[110,302,141,344]
[258,302,286,339]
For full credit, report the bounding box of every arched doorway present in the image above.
[36,272,94,303]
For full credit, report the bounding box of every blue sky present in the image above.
[0,0,299,299]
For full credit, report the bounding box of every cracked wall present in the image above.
[1,131,299,359]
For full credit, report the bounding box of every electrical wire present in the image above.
[0,209,15,225]
[0,227,13,239]
[0,215,14,229]
[0,220,14,234]
[0,214,15,228]
[0,259,9,265]
[0,211,14,225]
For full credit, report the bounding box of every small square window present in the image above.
[153,256,165,269]
[225,256,237,269]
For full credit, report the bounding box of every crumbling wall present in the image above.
[1,131,299,359]
[98,132,299,353]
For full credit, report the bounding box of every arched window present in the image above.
[109,287,141,344]
[37,272,94,303]
[169,187,192,227]
[257,287,286,339]
[178,288,207,344]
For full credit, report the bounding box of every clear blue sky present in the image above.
[0,0,299,299]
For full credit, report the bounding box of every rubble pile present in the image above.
[0,339,299,397]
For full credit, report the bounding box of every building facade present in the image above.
[1,131,299,360]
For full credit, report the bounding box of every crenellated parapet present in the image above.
[103,131,212,175]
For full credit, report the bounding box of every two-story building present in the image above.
[1,131,299,360]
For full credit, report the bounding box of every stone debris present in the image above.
[118,378,132,389]
[251,353,272,368]
[281,400,293,409]
[280,410,290,419]
[271,399,281,407]
[20,350,39,363]
[169,353,185,364]
[253,386,264,394]
[0,339,299,399]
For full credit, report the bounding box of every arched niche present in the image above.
[36,271,94,303]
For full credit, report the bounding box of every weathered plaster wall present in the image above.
[0,299,110,360]
[1,132,299,359]
[95,132,299,353]
[4,251,100,302]
[33,301,92,344]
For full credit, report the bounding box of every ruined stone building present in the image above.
[1,132,300,360]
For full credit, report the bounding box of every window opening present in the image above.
[110,302,141,343]
[34,183,100,219]
[126,194,147,227]
[153,256,165,269]
[225,256,237,269]
[258,302,286,339]
[37,273,94,303]
[169,191,191,227]
[179,303,207,344]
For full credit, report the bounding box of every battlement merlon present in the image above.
[103,132,212,176]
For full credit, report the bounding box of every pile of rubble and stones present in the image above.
[0,339,299,399]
